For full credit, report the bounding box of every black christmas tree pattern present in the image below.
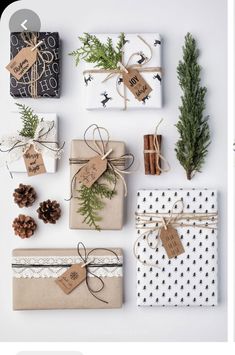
[136,189,217,307]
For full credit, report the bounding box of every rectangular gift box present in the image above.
[9,32,60,98]
[0,113,58,173]
[69,139,125,230]
[12,248,123,310]
[84,33,162,110]
[135,189,218,306]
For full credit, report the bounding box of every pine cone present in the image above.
[13,183,37,208]
[37,199,61,224]
[12,214,37,239]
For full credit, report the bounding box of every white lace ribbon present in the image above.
[12,255,123,279]
[0,120,63,167]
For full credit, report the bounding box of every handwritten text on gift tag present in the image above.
[76,156,107,188]
[6,47,37,81]
[123,69,152,101]
[160,225,185,259]
[23,145,46,176]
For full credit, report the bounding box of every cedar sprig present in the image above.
[77,170,117,231]
[16,103,40,139]
[175,33,210,180]
[69,32,126,69]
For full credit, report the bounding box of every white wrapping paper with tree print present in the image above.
[84,33,162,110]
[135,189,218,306]
[0,113,59,173]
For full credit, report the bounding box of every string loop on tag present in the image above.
[77,242,121,304]
[68,124,134,200]
[83,35,162,110]
[134,199,218,268]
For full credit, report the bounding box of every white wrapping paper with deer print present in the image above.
[83,33,162,109]
[0,113,59,173]
[135,189,218,306]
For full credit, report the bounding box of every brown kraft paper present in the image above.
[69,140,125,230]
[12,248,123,310]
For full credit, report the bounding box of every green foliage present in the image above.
[175,33,210,180]
[77,170,117,231]
[69,32,126,69]
[16,103,40,138]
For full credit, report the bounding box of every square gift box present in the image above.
[69,139,125,230]
[135,189,218,306]
[83,33,162,109]
[0,113,58,173]
[9,32,60,98]
[12,247,123,310]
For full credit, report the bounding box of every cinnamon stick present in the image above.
[148,135,156,175]
[144,134,150,174]
[155,135,162,175]
[143,134,162,175]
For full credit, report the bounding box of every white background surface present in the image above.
[0,0,227,342]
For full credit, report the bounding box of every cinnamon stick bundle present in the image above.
[144,134,162,175]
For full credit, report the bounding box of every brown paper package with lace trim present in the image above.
[12,248,123,310]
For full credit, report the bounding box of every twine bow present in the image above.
[68,124,134,199]
[77,242,122,304]
[144,119,170,173]
[83,35,162,110]
[0,120,65,170]
[17,32,54,98]
[134,200,218,268]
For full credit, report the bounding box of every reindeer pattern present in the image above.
[84,74,93,86]
[100,91,112,107]
[85,34,162,108]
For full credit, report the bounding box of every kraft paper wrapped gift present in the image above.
[83,33,162,109]
[0,113,59,173]
[9,32,60,98]
[135,189,218,306]
[12,247,123,310]
[69,139,125,230]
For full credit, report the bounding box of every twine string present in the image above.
[83,35,162,110]
[16,32,54,98]
[144,119,170,173]
[77,242,121,304]
[68,124,134,200]
[134,200,218,268]
[0,121,64,156]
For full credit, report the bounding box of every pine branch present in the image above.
[16,103,40,138]
[69,32,126,69]
[76,170,117,231]
[175,33,210,180]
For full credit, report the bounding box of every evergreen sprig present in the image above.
[77,170,117,231]
[175,33,210,180]
[16,103,40,139]
[69,32,126,69]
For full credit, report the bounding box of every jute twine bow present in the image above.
[134,200,218,268]
[0,121,65,158]
[18,32,54,98]
[76,242,122,304]
[68,124,134,199]
[144,119,170,173]
[11,242,123,304]
[83,35,162,110]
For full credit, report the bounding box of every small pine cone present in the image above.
[13,183,37,208]
[37,199,61,224]
[12,214,37,239]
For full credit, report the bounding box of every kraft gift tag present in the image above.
[76,156,107,188]
[23,145,46,176]
[55,264,86,295]
[123,69,152,101]
[6,47,37,80]
[160,225,185,258]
